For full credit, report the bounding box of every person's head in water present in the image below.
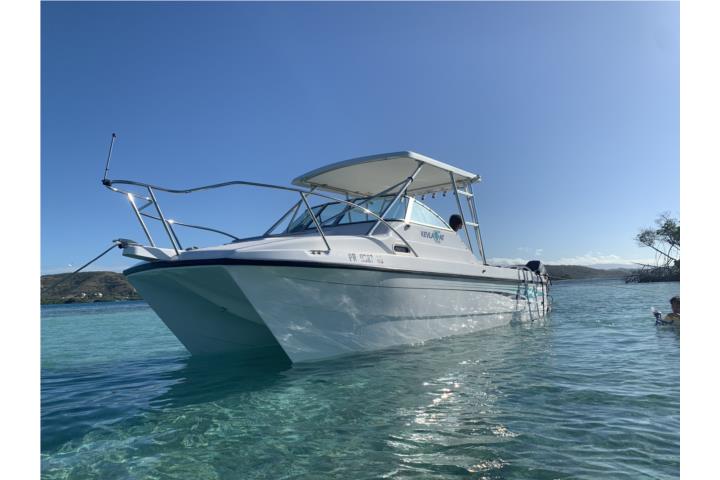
[670,296,680,315]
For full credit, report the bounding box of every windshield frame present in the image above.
[284,195,410,233]
[282,195,452,234]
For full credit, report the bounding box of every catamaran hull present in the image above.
[126,263,545,363]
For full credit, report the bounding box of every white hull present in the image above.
[106,149,552,364]
[127,263,546,363]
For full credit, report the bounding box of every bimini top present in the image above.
[292,151,480,197]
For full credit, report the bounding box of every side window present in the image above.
[410,200,450,229]
[339,196,408,224]
[384,197,409,221]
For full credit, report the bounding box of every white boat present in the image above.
[103,150,550,363]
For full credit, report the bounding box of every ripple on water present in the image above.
[42,280,679,479]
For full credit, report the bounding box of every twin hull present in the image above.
[127,263,545,363]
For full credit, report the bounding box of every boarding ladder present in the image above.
[515,267,545,321]
[449,172,487,264]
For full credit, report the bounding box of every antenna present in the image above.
[102,133,117,186]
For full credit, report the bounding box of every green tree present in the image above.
[635,212,680,266]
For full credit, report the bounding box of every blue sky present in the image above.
[41,1,679,273]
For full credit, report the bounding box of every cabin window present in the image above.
[409,199,451,230]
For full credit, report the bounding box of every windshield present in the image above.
[287,195,409,233]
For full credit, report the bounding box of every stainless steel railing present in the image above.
[103,178,418,257]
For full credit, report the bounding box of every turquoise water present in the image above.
[42,279,679,479]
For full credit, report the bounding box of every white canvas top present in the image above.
[292,151,480,196]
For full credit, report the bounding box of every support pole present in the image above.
[127,193,155,246]
[368,162,424,236]
[147,187,181,254]
[300,192,331,252]
[450,172,474,255]
[467,182,487,264]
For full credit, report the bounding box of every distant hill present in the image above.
[41,271,140,304]
[40,265,630,304]
[545,264,631,281]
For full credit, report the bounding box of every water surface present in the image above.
[42,279,679,479]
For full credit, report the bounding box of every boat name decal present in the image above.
[421,230,445,242]
[347,253,384,264]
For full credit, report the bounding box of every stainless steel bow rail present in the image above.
[102,178,419,257]
[100,134,419,257]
